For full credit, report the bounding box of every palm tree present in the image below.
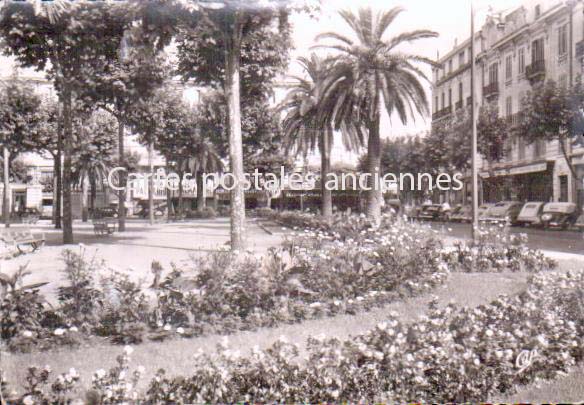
[315,7,437,222]
[280,54,364,218]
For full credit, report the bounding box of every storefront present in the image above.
[481,162,553,203]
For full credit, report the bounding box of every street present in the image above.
[423,221,584,255]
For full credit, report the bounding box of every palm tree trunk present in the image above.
[177,162,184,218]
[90,175,96,214]
[117,115,126,232]
[62,85,74,244]
[225,16,246,251]
[148,140,154,225]
[81,173,89,222]
[366,113,382,223]
[196,171,206,212]
[320,127,333,218]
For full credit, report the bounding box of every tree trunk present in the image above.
[62,86,74,244]
[366,113,382,223]
[225,17,246,251]
[2,144,10,227]
[81,174,89,222]
[196,171,206,212]
[177,162,184,218]
[148,140,154,225]
[117,116,126,232]
[54,118,63,229]
[320,127,333,219]
[90,174,97,214]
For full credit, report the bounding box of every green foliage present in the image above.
[477,102,510,162]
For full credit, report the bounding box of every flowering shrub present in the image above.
[444,225,557,272]
[143,270,584,402]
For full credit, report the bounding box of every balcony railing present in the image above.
[525,59,546,83]
[466,96,473,107]
[483,82,499,99]
[506,111,523,128]
[432,105,452,121]
[455,100,463,110]
[576,40,584,58]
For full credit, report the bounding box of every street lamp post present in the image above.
[470,2,479,239]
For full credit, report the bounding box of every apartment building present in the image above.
[432,0,584,207]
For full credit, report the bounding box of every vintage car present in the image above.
[516,202,546,226]
[477,203,495,220]
[417,204,451,221]
[451,205,472,223]
[479,201,522,225]
[541,202,579,229]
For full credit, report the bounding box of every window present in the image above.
[458,82,463,103]
[518,48,525,74]
[506,96,513,116]
[459,51,465,66]
[532,38,544,63]
[518,136,526,160]
[448,59,453,73]
[558,24,568,57]
[534,138,546,158]
[505,55,513,81]
[435,96,439,112]
[559,175,568,202]
[489,63,498,85]
[535,4,541,19]
[448,88,452,107]
[441,92,445,109]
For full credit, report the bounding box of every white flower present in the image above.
[95,369,106,379]
[22,396,34,405]
[123,345,134,356]
[485,329,494,337]
[54,328,65,336]
[176,327,185,334]
[68,368,78,378]
[163,324,171,331]
[22,330,33,338]
[69,326,78,333]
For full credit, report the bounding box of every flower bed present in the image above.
[443,225,557,272]
[4,270,583,403]
[1,217,449,352]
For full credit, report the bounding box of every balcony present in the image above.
[432,105,453,121]
[576,40,584,58]
[525,59,546,83]
[483,82,499,99]
[466,96,473,107]
[455,100,463,110]
[506,111,523,128]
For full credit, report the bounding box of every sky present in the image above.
[287,0,525,143]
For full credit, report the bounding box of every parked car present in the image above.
[541,202,578,230]
[480,201,522,225]
[575,207,584,231]
[417,204,451,221]
[516,202,545,227]
[451,205,472,223]
[478,203,495,220]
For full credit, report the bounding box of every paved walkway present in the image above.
[0,218,284,301]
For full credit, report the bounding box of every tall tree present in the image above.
[280,54,364,218]
[517,79,584,190]
[315,7,437,222]
[0,80,43,226]
[175,0,311,250]
[477,102,509,163]
[0,0,129,243]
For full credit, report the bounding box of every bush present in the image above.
[443,225,557,272]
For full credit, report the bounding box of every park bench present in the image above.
[93,219,117,236]
[0,227,45,254]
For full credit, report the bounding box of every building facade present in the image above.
[432,0,584,207]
